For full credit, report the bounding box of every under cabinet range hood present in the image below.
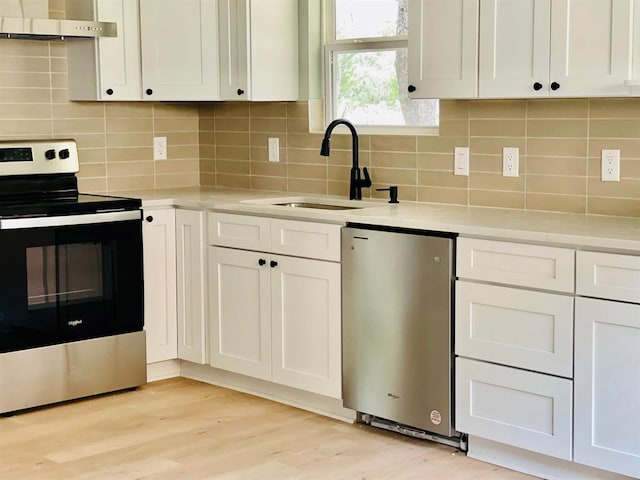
[0,0,116,40]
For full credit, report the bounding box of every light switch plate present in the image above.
[268,138,279,162]
[454,147,469,176]
[153,136,167,161]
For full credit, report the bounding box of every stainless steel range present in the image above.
[0,139,146,414]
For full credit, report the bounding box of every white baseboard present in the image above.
[180,361,356,424]
[146,359,181,382]
[468,436,636,480]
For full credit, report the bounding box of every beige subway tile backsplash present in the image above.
[526,99,589,118]
[2,33,640,216]
[417,186,467,205]
[526,193,586,214]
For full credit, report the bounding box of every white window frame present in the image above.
[323,0,439,135]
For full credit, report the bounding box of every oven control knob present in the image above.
[59,149,70,160]
[45,149,56,160]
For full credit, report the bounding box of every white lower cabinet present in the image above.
[176,209,206,364]
[456,358,573,460]
[143,208,177,363]
[208,212,342,399]
[456,239,640,478]
[456,237,576,462]
[456,281,574,377]
[209,247,272,380]
[143,208,206,365]
[271,255,341,398]
[574,297,640,478]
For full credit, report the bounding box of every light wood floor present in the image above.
[0,378,538,479]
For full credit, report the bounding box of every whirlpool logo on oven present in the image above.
[68,319,84,327]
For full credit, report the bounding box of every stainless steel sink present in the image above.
[275,202,363,210]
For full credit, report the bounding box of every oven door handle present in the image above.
[0,210,142,230]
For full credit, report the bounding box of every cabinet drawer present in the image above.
[456,358,573,461]
[207,212,270,251]
[456,282,573,377]
[576,251,640,304]
[270,219,341,261]
[457,238,575,292]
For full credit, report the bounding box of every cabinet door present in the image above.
[207,212,270,251]
[456,237,575,293]
[550,0,634,97]
[95,0,142,100]
[218,0,249,100]
[479,0,551,97]
[408,0,479,98]
[66,0,141,100]
[139,0,219,100]
[270,219,341,261]
[271,256,342,398]
[248,0,299,101]
[142,209,177,363]
[456,358,573,460]
[456,282,574,377]
[176,210,206,364]
[209,247,271,380]
[574,297,640,478]
[576,251,640,304]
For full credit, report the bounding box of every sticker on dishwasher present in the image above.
[429,410,442,425]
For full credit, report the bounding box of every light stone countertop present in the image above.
[110,186,640,252]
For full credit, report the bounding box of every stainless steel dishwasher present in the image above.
[342,224,464,449]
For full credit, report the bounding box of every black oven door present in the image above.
[0,213,143,353]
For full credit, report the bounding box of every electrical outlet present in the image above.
[502,147,519,177]
[268,137,279,162]
[153,136,167,160]
[454,147,469,176]
[601,149,620,181]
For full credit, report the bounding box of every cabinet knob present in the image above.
[270,260,278,268]
[258,258,266,266]
[407,84,416,93]
[533,82,543,91]
[145,215,153,223]
[106,88,114,95]
[237,88,245,96]
[550,82,560,91]
[146,88,153,95]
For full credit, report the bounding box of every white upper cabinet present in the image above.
[478,0,551,98]
[408,0,479,99]
[139,0,219,101]
[66,0,142,100]
[551,0,635,97]
[218,0,299,101]
[479,0,636,98]
[67,0,220,101]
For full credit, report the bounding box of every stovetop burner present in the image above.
[0,139,141,217]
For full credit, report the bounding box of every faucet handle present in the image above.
[376,185,399,204]
[361,166,372,187]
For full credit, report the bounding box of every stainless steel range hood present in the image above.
[0,0,116,40]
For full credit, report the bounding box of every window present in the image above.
[324,0,438,133]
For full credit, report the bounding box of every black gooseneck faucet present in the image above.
[320,119,371,200]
